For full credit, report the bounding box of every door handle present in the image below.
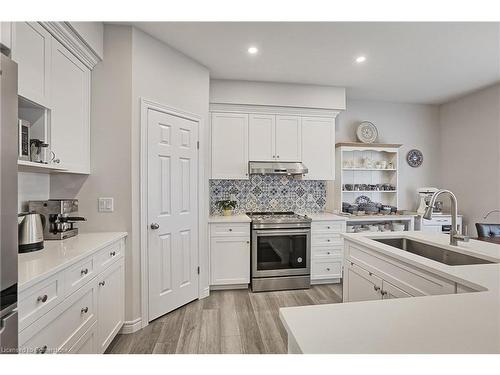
[150,223,160,230]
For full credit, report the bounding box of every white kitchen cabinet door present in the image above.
[382,280,412,300]
[275,115,302,162]
[50,39,91,174]
[211,112,249,179]
[12,22,52,107]
[302,116,335,180]
[97,260,124,353]
[249,114,275,161]
[210,236,250,285]
[421,225,443,233]
[345,264,382,302]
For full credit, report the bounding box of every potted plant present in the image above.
[216,200,237,216]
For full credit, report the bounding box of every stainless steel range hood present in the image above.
[249,161,308,176]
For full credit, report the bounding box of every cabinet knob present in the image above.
[327,252,331,255]
[246,241,250,244]
[81,306,89,314]
[229,228,233,232]
[327,239,331,242]
[373,285,381,292]
[150,223,160,230]
[36,345,48,354]
[99,281,106,287]
[381,290,388,296]
[81,268,89,276]
[326,268,331,271]
[37,295,48,303]
[276,155,280,159]
[327,226,331,229]
[110,251,116,257]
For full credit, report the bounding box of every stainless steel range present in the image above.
[248,212,311,292]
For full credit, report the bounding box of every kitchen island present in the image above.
[279,231,500,353]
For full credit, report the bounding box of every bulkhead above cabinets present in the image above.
[210,105,339,181]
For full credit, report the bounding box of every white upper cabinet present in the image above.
[249,114,275,161]
[211,112,249,179]
[302,116,335,180]
[12,22,52,107]
[275,115,302,162]
[50,39,91,174]
[1,22,12,50]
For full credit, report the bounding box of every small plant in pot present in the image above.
[216,200,237,216]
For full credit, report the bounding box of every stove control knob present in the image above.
[297,257,303,263]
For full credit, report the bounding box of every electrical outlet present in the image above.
[98,197,114,213]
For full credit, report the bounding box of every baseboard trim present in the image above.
[199,286,210,299]
[120,318,142,334]
[311,278,341,285]
[210,284,249,291]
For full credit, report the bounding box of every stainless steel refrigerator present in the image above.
[0,47,18,353]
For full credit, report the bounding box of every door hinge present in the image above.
[197,266,200,274]
[197,141,199,149]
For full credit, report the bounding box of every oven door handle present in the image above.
[254,229,310,236]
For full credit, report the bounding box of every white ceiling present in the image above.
[132,22,500,104]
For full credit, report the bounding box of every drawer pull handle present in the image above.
[246,241,250,244]
[327,226,331,229]
[368,272,372,276]
[327,239,331,242]
[110,251,116,257]
[326,268,331,271]
[81,268,89,276]
[36,345,48,354]
[37,295,48,303]
[374,286,381,292]
[327,252,331,255]
[229,228,233,232]
[381,290,388,296]
[99,281,106,287]
[81,306,89,314]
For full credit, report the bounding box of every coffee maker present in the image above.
[28,199,86,240]
[416,187,443,214]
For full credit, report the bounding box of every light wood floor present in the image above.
[106,284,343,354]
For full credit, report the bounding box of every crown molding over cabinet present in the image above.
[40,22,102,69]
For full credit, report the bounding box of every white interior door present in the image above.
[147,109,199,322]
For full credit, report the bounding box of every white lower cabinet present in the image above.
[343,240,458,302]
[19,237,125,354]
[97,259,125,353]
[311,219,346,284]
[209,222,250,287]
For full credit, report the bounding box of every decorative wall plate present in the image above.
[407,149,423,167]
[356,121,378,144]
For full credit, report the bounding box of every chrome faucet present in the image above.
[423,189,469,246]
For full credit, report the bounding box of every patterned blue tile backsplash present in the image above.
[210,176,327,214]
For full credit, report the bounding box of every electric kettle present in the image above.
[18,213,45,253]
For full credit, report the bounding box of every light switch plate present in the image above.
[98,197,114,213]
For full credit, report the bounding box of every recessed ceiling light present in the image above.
[355,56,367,63]
[248,46,259,55]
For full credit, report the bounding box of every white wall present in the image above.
[337,99,441,210]
[18,172,50,212]
[210,79,346,110]
[438,83,500,233]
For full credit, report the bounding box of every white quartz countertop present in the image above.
[18,232,128,290]
[279,231,500,353]
[208,214,251,223]
[304,212,346,221]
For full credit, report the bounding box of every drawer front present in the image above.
[20,281,96,353]
[95,240,122,271]
[312,221,345,233]
[68,321,97,354]
[210,223,250,237]
[312,233,342,247]
[312,245,343,258]
[64,256,95,295]
[19,274,64,331]
[348,243,455,296]
[312,258,343,279]
[424,217,451,226]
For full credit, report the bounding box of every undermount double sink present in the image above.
[373,237,496,266]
